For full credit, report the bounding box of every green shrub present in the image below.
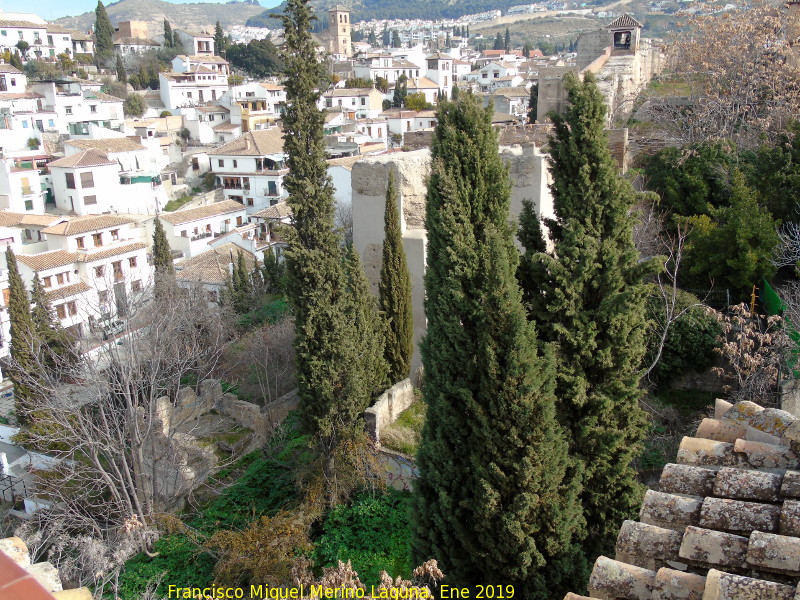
[237,297,290,330]
[115,534,215,600]
[164,195,192,212]
[314,490,413,587]
[645,287,722,385]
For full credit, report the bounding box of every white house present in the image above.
[0,20,47,61]
[404,77,440,105]
[158,200,249,258]
[220,81,285,132]
[182,105,231,144]
[424,53,453,98]
[159,69,229,111]
[321,87,385,119]
[353,54,423,85]
[379,108,437,139]
[0,159,45,213]
[174,241,254,305]
[207,128,288,213]
[29,80,125,136]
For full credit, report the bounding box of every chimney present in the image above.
[244,136,251,150]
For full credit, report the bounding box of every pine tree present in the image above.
[214,21,225,56]
[6,247,36,424]
[379,170,413,384]
[280,0,385,504]
[525,72,652,561]
[94,1,114,67]
[413,92,586,597]
[152,218,174,297]
[30,274,75,373]
[115,53,127,85]
[163,20,174,48]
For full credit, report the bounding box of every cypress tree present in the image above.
[6,247,35,424]
[234,250,252,313]
[504,27,511,51]
[9,51,22,71]
[163,20,174,48]
[30,274,74,373]
[280,0,385,503]
[94,1,114,67]
[115,53,127,85]
[527,83,538,123]
[413,92,585,597]
[152,218,174,297]
[378,170,413,384]
[525,72,653,560]
[263,247,285,294]
[214,21,225,56]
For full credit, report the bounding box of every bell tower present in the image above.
[328,5,351,58]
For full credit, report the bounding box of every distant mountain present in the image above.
[247,0,540,27]
[55,0,265,37]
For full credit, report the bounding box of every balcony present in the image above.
[190,231,213,242]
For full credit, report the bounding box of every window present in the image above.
[90,105,97,113]
[65,106,72,114]
[56,273,64,285]
[22,121,28,129]
[218,159,224,167]
[361,97,366,106]
[131,280,142,292]
[112,261,123,281]
[181,230,187,237]
[111,229,119,241]
[17,31,22,40]
[94,265,104,277]
[128,256,138,268]
[98,290,109,303]
[10,78,15,87]
[326,98,332,108]
[352,98,356,106]
[56,304,66,319]
[80,172,94,188]
[1,31,6,37]
[65,172,75,189]
[24,229,31,240]
[67,301,77,316]
[232,160,238,168]
[43,276,51,288]
[2,288,8,306]
[76,237,84,249]
[84,195,97,205]
[47,119,54,127]
[92,233,103,246]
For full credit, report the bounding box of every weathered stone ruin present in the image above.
[363,378,416,445]
[565,398,800,600]
[0,536,90,599]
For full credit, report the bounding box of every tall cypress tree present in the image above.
[504,27,511,51]
[280,0,385,504]
[30,274,74,373]
[379,170,413,384]
[163,20,174,48]
[115,53,127,85]
[413,92,585,597]
[263,247,285,294]
[152,218,174,297]
[94,1,114,67]
[6,247,35,424]
[214,21,225,56]
[522,72,652,560]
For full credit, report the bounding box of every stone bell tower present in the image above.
[328,5,351,58]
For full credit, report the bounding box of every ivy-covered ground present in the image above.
[115,413,413,598]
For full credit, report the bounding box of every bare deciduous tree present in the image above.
[773,222,800,269]
[11,283,232,593]
[656,0,800,146]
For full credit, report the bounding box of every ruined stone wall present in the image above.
[363,379,417,444]
[352,146,552,371]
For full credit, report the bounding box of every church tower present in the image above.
[328,5,351,58]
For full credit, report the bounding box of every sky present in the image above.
[0,0,282,23]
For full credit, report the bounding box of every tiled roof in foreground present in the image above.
[566,398,800,600]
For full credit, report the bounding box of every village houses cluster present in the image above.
[0,5,662,396]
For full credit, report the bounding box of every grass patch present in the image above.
[381,400,425,456]
[237,297,290,330]
[164,195,193,212]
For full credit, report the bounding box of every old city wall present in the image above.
[352,146,552,372]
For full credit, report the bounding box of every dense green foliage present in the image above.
[94,1,114,66]
[379,171,414,383]
[280,0,386,502]
[214,21,226,56]
[524,72,651,561]
[644,288,722,385]
[315,491,413,587]
[6,247,35,423]
[123,93,146,118]
[152,218,175,298]
[30,275,75,372]
[225,39,284,78]
[414,91,585,597]
[115,53,127,86]
[681,172,779,298]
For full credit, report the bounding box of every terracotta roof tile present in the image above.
[79,242,146,263]
[252,202,292,220]
[16,250,78,271]
[606,13,644,29]
[175,242,255,285]
[208,129,284,157]
[44,281,91,302]
[41,215,133,236]
[47,149,115,169]
[159,200,245,225]
[66,138,144,153]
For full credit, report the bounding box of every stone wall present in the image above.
[351,146,552,371]
[363,379,417,444]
